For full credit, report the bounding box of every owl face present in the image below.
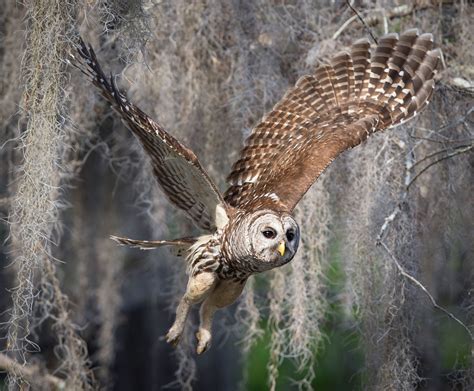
[247,211,300,271]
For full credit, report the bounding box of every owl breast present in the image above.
[184,220,256,283]
[185,234,222,276]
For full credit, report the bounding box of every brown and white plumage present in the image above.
[71,40,228,231]
[72,30,440,354]
[225,29,440,211]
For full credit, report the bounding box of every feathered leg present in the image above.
[165,272,218,346]
[195,279,246,354]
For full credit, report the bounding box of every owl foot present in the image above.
[165,326,182,347]
[195,329,212,355]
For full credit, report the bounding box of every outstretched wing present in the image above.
[225,30,440,211]
[71,39,228,231]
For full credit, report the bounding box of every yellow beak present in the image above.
[277,241,286,256]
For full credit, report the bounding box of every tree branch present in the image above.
[410,144,471,168]
[375,135,474,347]
[335,2,459,41]
[407,144,473,189]
[377,241,474,344]
[343,0,378,44]
[0,353,66,390]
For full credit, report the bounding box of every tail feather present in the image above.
[110,235,195,256]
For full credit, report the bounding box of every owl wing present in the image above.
[71,39,228,231]
[225,30,440,211]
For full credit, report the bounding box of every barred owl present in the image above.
[72,29,440,354]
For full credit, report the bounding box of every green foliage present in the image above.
[245,239,365,390]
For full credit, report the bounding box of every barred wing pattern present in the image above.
[225,30,440,211]
[72,40,227,231]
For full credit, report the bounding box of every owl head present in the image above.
[228,210,300,272]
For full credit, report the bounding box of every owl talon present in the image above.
[196,329,212,355]
[165,326,182,347]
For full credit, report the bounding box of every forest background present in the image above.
[0,0,473,390]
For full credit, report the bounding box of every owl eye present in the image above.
[286,230,295,241]
[262,228,276,239]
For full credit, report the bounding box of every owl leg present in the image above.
[195,279,247,354]
[165,271,217,347]
[196,301,217,355]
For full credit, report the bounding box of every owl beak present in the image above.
[277,241,286,256]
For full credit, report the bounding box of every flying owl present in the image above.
[71,29,440,354]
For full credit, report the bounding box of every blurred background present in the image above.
[0,0,473,390]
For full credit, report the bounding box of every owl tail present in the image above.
[110,235,195,257]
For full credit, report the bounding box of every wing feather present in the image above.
[70,39,228,231]
[225,30,440,211]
